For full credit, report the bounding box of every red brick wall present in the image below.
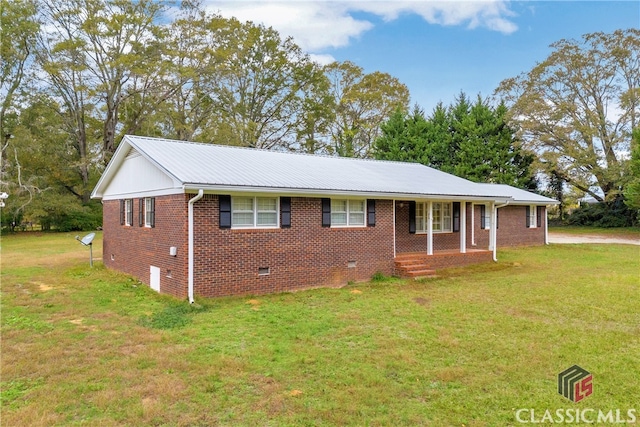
[496,205,546,246]
[103,195,545,299]
[102,195,188,297]
[191,196,395,297]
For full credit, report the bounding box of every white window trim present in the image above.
[529,205,537,228]
[331,199,366,228]
[124,199,133,226]
[144,197,153,228]
[482,204,491,230]
[231,196,279,229]
[416,202,453,234]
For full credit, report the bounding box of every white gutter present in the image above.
[492,201,510,262]
[182,184,511,204]
[188,189,204,304]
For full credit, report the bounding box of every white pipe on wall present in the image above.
[188,189,204,304]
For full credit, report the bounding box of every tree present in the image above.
[1,0,40,223]
[36,0,167,202]
[624,128,640,214]
[325,61,410,158]
[374,93,537,189]
[207,19,322,150]
[496,29,640,201]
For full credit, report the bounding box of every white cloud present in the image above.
[308,53,337,65]
[204,0,518,52]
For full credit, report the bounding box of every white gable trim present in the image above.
[92,136,182,199]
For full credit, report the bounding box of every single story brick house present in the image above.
[91,135,558,301]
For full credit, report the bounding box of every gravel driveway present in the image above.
[548,232,640,245]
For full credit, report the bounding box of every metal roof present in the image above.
[92,135,556,204]
[474,183,559,204]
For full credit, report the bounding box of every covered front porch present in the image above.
[393,199,499,277]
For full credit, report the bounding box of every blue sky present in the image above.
[204,1,639,112]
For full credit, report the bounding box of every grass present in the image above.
[549,225,640,239]
[1,232,639,426]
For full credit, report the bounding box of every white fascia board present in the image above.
[101,188,184,201]
[91,138,133,199]
[182,184,512,204]
[501,200,560,206]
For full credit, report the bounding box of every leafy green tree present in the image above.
[206,19,322,150]
[325,61,410,158]
[36,0,167,203]
[624,128,640,215]
[497,29,640,201]
[1,0,40,226]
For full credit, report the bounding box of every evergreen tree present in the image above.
[374,93,537,189]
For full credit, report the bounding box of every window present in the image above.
[231,196,278,228]
[416,202,452,233]
[480,204,491,230]
[526,205,537,228]
[331,199,365,227]
[124,199,133,226]
[144,197,155,228]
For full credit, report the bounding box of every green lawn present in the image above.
[549,225,640,239]
[1,232,639,426]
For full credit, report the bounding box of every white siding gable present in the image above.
[101,148,181,200]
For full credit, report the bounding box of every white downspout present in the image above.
[188,189,204,304]
[392,199,396,258]
[492,201,510,262]
[427,201,433,255]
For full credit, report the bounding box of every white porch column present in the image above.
[427,201,433,255]
[460,201,466,254]
[490,202,498,261]
[544,206,549,245]
[471,203,475,246]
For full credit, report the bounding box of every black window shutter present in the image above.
[480,205,486,229]
[496,208,500,229]
[452,202,460,232]
[120,200,125,225]
[367,199,376,227]
[219,195,231,229]
[150,198,155,228]
[537,206,543,228]
[139,198,144,227]
[409,201,416,234]
[281,197,291,228]
[321,198,331,227]
[525,206,531,228]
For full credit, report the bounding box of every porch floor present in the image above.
[395,249,493,278]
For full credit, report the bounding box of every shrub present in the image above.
[565,196,638,227]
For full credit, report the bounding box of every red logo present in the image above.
[559,365,593,402]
